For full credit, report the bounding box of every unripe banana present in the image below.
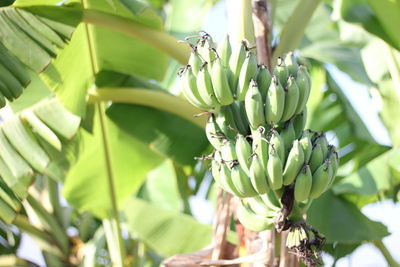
[327,146,339,186]
[245,80,265,130]
[266,146,283,190]
[205,114,225,149]
[252,127,269,169]
[236,134,252,175]
[280,121,296,155]
[309,160,333,199]
[231,163,258,197]
[283,140,305,185]
[211,159,223,187]
[292,108,307,139]
[211,58,234,105]
[299,130,313,162]
[0,63,23,100]
[260,191,282,211]
[230,101,250,135]
[181,66,210,110]
[284,52,298,77]
[280,76,300,122]
[0,80,14,101]
[246,197,276,217]
[220,140,237,162]
[309,144,324,174]
[197,35,216,65]
[256,64,272,100]
[215,106,238,140]
[273,57,289,87]
[314,133,329,159]
[217,35,232,69]
[237,52,258,100]
[265,76,285,126]
[236,201,275,232]
[188,49,202,75]
[228,41,246,92]
[249,154,269,194]
[196,63,221,108]
[269,129,285,161]
[220,162,243,196]
[294,164,312,202]
[0,43,30,87]
[294,65,311,115]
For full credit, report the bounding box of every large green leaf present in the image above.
[124,197,214,257]
[307,191,389,244]
[338,0,400,51]
[333,148,400,196]
[63,102,207,218]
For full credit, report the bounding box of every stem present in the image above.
[25,195,69,256]
[226,0,255,44]
[47,179,65,229]
[82,9,190,64]
[87,88,206,128]
[373,240,400,267]
[97,103,126,267]
[252,0,272,69]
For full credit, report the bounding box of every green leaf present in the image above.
[307,190,389,243]
[338,0,400,51]
[333,148,400,196]
[124,197,213,257]
[106,103,208,166]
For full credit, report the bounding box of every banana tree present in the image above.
[0,0,399,266]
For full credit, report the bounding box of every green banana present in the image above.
[314,133,329,159]
[309,144,324,174]
[235,134,252,175]
[264,76,285,126]
[327,146,339,186]
[280,121,296,155]
[260,190,282,211]
[266,146,284,190]
[292,108,307,139]
[309,160,333,199]
[231,163,258,197]
[228,41,246,93]
[294,65,311,115]
[0,43,30,87]
[284,52,298,77]
[215,106,238,140]
[196,63,221,108]
[211,160,222,187]
[294,164,312,202]
[0,80,14,102]
[216,35,231,69]
[268,129,285,161]
[299,130,313,162]
[245,80,265,130]
[219,162,243,196]
[188,48,203,75]
[257,64,272,100]
[180,66,210,110]
[273,57,289,87]
[280,76,300,122]
[249,154,269,194]
[205,114,225,149]
[246,196,277,217]
[230,101,250,135]
[220,140,237,162]
[251,127,269,169]
[237,52,258,100]
[236,201,275,232]
[283,140,305,186]
[197,34,216,64]
[211,58,234,105]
